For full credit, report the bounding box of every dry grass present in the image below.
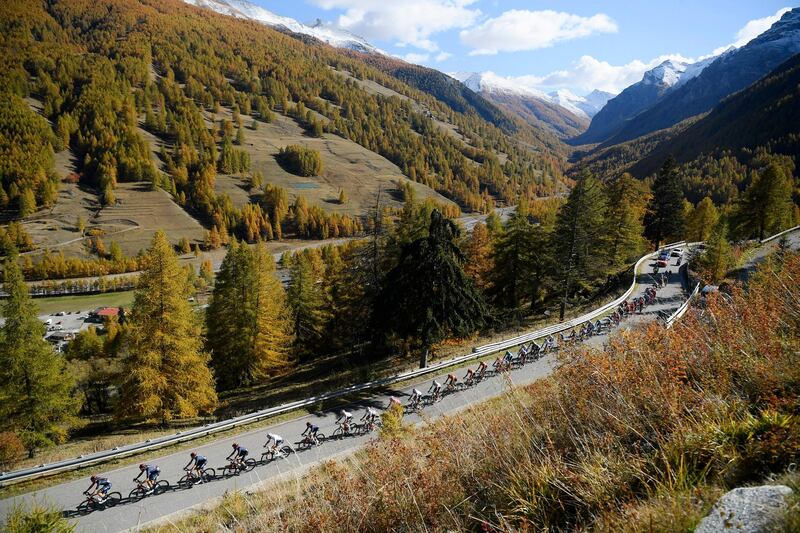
[154,253,800,532]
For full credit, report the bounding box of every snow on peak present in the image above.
[183,0,381,54]
[548,88,614,118]
[642,56,715,89]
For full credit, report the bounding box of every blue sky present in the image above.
[250,1,793,95]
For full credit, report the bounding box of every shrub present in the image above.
[3,503,74,533]
[0,431,24,469]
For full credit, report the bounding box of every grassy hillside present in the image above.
[154,253,800,532]
[0,0,566,259]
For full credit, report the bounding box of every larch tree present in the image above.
[286,251,327,360]
[552,172,608,318]
[207,241,293,390]
[698,219,734,282]
[685,197,719,242]
[0,250,79,457]
[734,163,794,240]
[463,222,494,291]
[117,231,217,422]
[374,210,487,367]
[604,173,649,268]
[644,156,686,246]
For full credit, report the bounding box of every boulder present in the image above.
[695,485,793,533]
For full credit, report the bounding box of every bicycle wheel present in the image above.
[201,468,216,482]
[76,499,94,514]
[221,465,237,477]
[129,487,146,500]
[243,458,256,471]
[104,492,122,507]
[154,480,170,495]
[332,427,345,439]
[316,433,326,444]
[178,473,194,487]
[260,451,272,463]
[279,446,293,458]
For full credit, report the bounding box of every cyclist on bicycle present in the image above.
[444,373,458,391]
[226,443,248,468]
[86,474,112,502]
[361,407,379,425]
[476,360,488,379]
[302,422,320,444]
[388,396,402,409]
[134,463,160,493]
[264,433,284,452]
[463,368,475,385]
[407,388,423,408]
[503,350,514,367]
[336,409,353,433]
[428,380,442,400]
[183,452,207,484]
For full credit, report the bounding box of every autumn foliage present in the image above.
[165,253,800,532]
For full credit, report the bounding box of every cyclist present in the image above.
[263,433,284,454]
[388,396,402,409]
[428,380,442,401]
[407,388,423,409]
[444,373,458,391]
[361,407,379,424]
[462,368,475,386]
[183,452,207,484]
[86,474,112,502]
[336,409,353,433]
[302,422,320,445]
[226,443,249,468]
[134,463,160,493]
[503,350,514,367]
[476,360,488,379]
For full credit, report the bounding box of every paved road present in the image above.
[0,254,690,532]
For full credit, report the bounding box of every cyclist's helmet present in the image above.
[232,442,239,449]
[139,463,146,470]
[90,474,97,482]
[190,452,197,458]
[306,421,311,427]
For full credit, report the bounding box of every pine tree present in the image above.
[553,172,608,318]
[117,231,217,422]
[0,250,78,457]
[207,242,293,390]
[374,210,487,367]
[733,163,794,240]
[685,197,719,242]
[604,173,648,268]
[644,156,685,246]
[235,125,245,146]
[18,188,36,217]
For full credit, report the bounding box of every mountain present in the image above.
[573,57,713,145]
[548,89,614,119]
[448,72,594,138]
[183,0,381,54]
[628,53,800,177]
[603,7,800,146]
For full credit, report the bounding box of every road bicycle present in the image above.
[76,490,122,514]
[295,433,326,450]
[129,479,169,500]
[178,467,216,486]
[221,457,257,476]
[261,444,295,462]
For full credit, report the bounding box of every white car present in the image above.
[670,249,683,258]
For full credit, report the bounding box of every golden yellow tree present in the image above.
[117,231,217,422]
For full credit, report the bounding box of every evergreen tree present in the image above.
[374,210,487,367]
[484,210,503,234]
[0,250,78,456]
[733,163,794,240]
[604,173,648,268]
[553,173,608,319]
[286,252,326,360]
[685,197,719,242]
[117,231,217,422]
[644,156,686,246]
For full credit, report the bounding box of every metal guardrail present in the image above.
[665,282,700,329]
[0,242,686,487]
[759,225,800,244]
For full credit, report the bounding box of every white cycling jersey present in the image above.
[267,433,283,444]
[366,407,378,417]
[411,388,422,397]
[341,410,353,419]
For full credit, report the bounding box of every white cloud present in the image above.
[435,52,453,62]
[516,54,691,94]
[312,0,480,51]
[707,7,791,56]
[459,9,618,56]
[397,52,430,64]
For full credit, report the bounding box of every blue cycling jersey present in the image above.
[194,455,206,463]
[237,447,248,456]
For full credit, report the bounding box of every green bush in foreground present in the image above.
[4,504,74,533]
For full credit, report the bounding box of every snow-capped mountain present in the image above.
[601,7,800,145]
[183,0,381,54]
[641,56,715,89]
[548,89,614,119]
[449,72,601,137]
